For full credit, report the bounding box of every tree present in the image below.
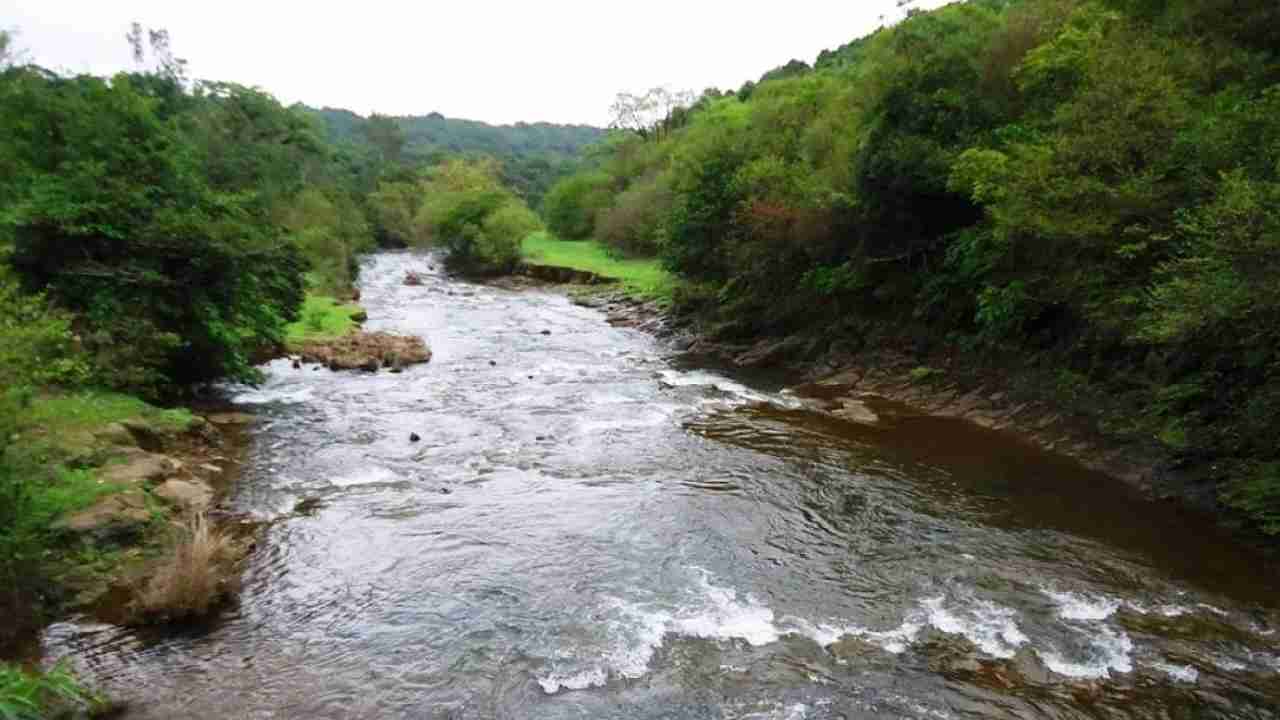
[609,87,696,141]
[362,113,406,165]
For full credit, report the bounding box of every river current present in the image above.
[44,252,1280,718]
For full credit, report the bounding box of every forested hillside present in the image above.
[542,0,1280,533]
[307,107,604,207]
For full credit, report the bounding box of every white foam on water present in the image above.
[536,667,607,694]
[657,370,802,410]
[1151,661,1199,683]
[786,614,923,655]
[1037,626,1134,679]
[921,596,1028,659]
[1043,589,1120,621]
[1197,603,1229,617]
[538,572,784,694]
[1212,655,1247,672]
[790,596,1025,658]
[329,466,401,488]
[231,385,315,405]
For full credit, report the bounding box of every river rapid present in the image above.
[44,252,1280,718]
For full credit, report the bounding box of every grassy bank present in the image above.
[522,231,673,301]
[1,390,202,651]
[284,294,366,348]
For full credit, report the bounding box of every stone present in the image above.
[540,330,552,336]
[834,399,879,425]
[828,635,882,661]
[94,423,138,448]
[195,463,224,477]
[1008,647,1055,685]
[154,478,214,511]
[296,331,431,371]
[207,412,257,426]
[351,310,369,323]
[58,490,151,538]
[409,433,421,443]
[99,452,181,486]
[121,419,167,452]
[292,359,302,369]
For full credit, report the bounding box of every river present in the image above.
[43,252,1280,718]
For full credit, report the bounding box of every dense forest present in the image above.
[308,107,603,208]
[542,0,1280,533]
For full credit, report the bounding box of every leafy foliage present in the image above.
[546,0,1280,532]
[413,159,543,274]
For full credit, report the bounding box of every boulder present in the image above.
[154,479,215,511]
[58,490,152,538]
[94,423,138,448]
[121,419,167,452]
[733,336,816,369]
[351,310,369,323]
[100,452,181,486]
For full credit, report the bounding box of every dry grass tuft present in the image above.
[134,512,242,622]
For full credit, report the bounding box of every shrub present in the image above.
[542,171,613,241]
[134,513,242,622]
[0,69,306,392]
[595,173,674,257]
[415,159,541,274]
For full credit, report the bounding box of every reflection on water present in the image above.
[42,252,1280,719]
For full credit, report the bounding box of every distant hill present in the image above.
[305,107,606,205]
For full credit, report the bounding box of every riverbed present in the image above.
[44,252,1280,718]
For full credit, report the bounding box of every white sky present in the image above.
[2,1,950,126]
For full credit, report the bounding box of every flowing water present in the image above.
[44,252,1280,718]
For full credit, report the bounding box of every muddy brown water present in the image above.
[41,252,1280,718]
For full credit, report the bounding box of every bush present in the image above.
[415,159,542,274]
[542,171,613,241]
[595,172,674,257]
[134,513,242,622]
[0,69,306,392]
[0,273,90,390]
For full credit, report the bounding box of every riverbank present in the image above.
[0,392,259,655]
[549,274,1277,553]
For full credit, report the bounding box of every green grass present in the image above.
[285,294,365,346]
[0,662,100,719]
[522,231,674,301]
[21,391,194,437]
[4,390,194,525]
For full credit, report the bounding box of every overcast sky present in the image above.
[2,1,950,126]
